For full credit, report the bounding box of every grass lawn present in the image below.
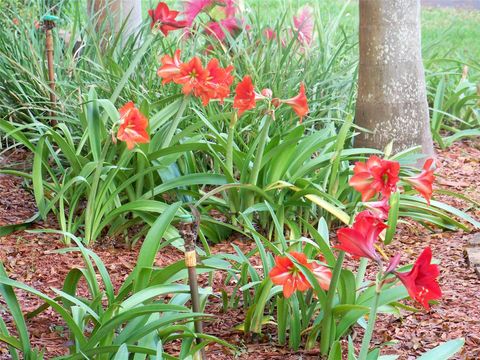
[247,0,480,64]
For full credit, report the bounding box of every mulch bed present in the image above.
[0,140,479,359]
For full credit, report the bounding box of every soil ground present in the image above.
[0,140,479,359]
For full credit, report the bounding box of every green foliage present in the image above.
[0,205,234,358]
[0,1,476,358]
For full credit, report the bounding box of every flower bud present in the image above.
[261,88,273,98]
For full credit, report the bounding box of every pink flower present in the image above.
[311,262,332,290]
[205,17,240,41]
[293,5,314,46]
[263,28,277,40]
[365,197,390,220]
[183,0,236,26]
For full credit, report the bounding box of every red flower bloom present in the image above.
[157,49,182,84]
[233,76,261,117]
[116,102,150,150]
[197,58,234,105]
[349,156,400,202]
[405,158,435,204]
[396,247,442,310]
[174,57,209,95]
[149,2,187,35]
[281,83,309,123]
[335,210,387,261]
[269,252,312,298]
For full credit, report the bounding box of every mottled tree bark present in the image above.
[88,0,143,44]
[355,0,434,159]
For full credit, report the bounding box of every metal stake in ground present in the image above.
[180,206,206,360]
[42,15,59,124]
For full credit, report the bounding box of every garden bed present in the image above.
[1,140,479,359]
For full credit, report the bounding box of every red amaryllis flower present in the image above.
[293,5,314,46]
[174,57,209,95]
[405,158,435,204]
[281,83,309,123]
[197,58,234,105]
[269,252,331,298]
[117,102,150,150]
[269,252,312,298]
[233,76,263,116]
[396,247,442,310]
[148,2,187,35]
[335,210,387,261]
[349,156,400,202]
[157,49,182,84]
[311,262,332,290]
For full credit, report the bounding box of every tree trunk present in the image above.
[355,0,434,159]
[88,0,143,44]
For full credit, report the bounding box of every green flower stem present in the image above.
[356,257,369,289]
[84,136,112,244]
[226,113,239,223]
[162,96,189,149]
[226,113,237,176]
[358,288,381,360]
[244,114,272,211]
[320,251,345,355]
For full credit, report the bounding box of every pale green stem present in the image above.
[320,251,345,355]
[358,289,381,360]
[226,113,237,176]
[244,114,272,211]
[226,113,239,223]
[356,257,369,289]
[162,96,189,149]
